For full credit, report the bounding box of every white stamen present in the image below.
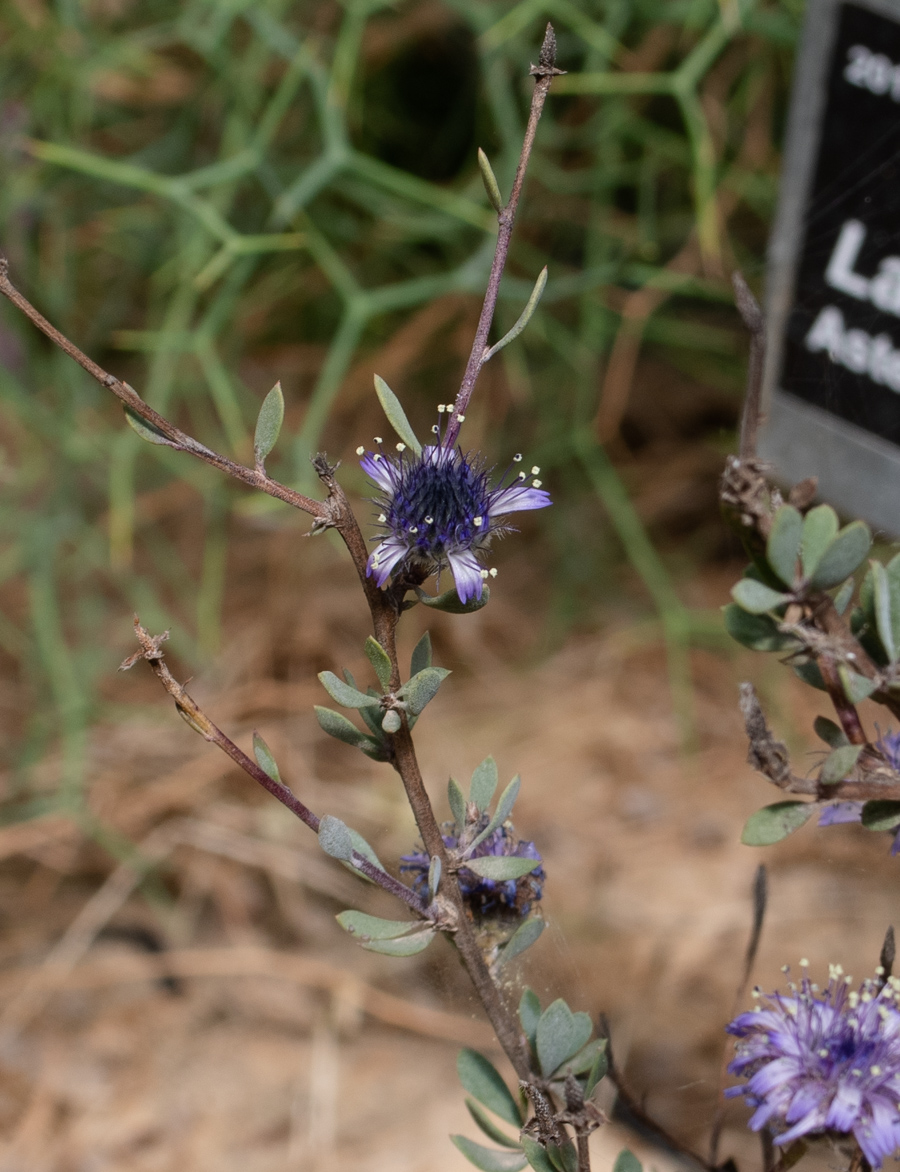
[424,516,433,524]
[374,437,382,444]
[513,454,523,462]
[800,958,809,967]
[818,1049,829,1058]
[518,471,526,480]
[409,527,418,534]
[473,517,483,528]
[531,466,540,475]
[456,413,465,422]
[432,425,440,434]
[396,443,406,451]
[373,454,382,462]
[437,404,446,413]
[532,479,542,487]
[378,514,387,523]
[356,445,365,455]
[480,570,489,580]
[489,568,497,578]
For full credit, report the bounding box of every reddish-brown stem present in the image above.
[818,656,868,745]
[442,24,563,449]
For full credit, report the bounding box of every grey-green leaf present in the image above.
[873,561,897,662]
[470,756,499,813]
[416,585,490,614]
[585,1046,609,1098]
[254,381,284,465]
[457,1049,524,1127]
[861,800,900,831]
[722,604,798,652]
[360,928,435,956]
[731,579,791,614]
[343,827,387,878]
[398,666,451,716]
[315,706,380,753]
[813,716,848,748]
[124,405,178,447]
[466,1100,522,1149]
[448,777,467,833]
[547,1140,578,1172]
[741,801,813,846]
[613,1150,643,1172]
[801,504,839,578]
[318,815,354,861]
[520,1136,557,1172]
[381,709,402,734]
[410,631,432,676]
[552,1037,606,1079]
[478,148,504,213]
[428,855,441,901]
[518,988,541,1049]
[318,671,380,709]
[483,268,548,363]
[821,744,863,784]
[364,636,392,691]
[767,505,802,586]
[535,999,593,1078]
[838,665,878,704]
[498,917,544,966]
[451,1135,527,1172]
[373,374,422,455]
[252,731,281,783]
[809,521,872,590]
[793,660,827,690]
[466,775,521,853]
[463,855,540,881]
[336,910,418,940]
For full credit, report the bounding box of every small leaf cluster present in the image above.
[315,632,447,759]
[452,994,606,1172]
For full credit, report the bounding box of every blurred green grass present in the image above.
[0,0,799,823]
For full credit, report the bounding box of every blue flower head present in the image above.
[726,963,900,1167]
[401,816,545,921]
[818,727,900,854]
[359,411,551,603]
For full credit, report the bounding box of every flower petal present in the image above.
[367,538,409,587]
[447,549,484,604]
[360,453,396,492]
[817,801,864,826]
[487,484,552,516]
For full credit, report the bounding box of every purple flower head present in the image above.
[726,963,900,1167]
[360,423,550,603]
[401,817,545,920]
[879,728,900,772]
[817,727,900,854]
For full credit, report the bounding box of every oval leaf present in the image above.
[520,1136,556,1172]
[821,744,863,784]
[448,777,467,833]
[809,521,872,590]
[767,505,802,586]
[466,775,521,853]
[365,636,392,691]
[584,1046,609,1098]
[463,855,539,881]
[723,604,798,652]
[813,716,848,748]
[336,910,418,940]
[399,666,451,716]
[793,660,827,690]
[410,631,432,676]
[315,706,380,752]
[470,756,499,813]
[613,1151,643,1172]
[535,999,593,1078]
[478,148,504,213]
[417,585,490,614]
[801,504,838,578]
[318,670,380,709]
[552,1037,606,1079]
[498,917,545,966]
[451,1136,527,1172]
[741,801,813,846]
[518,988,541,1049]
[252,731,281,782]
[457,1049,524,1127]
[124,405,178,447]
[360,928,435,956]
[861,800,900,831]
[254,381,284,465]
[381,709,402,734]
[427,855,442,901]
[344,827,387,878]
[374,374,422,455]
[466,1100,522,1149]
[872,561,897,663]
[837,664,878,705]
[318,814,354,861]
[731,579,791,614]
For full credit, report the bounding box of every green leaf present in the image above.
[518,989,541,1049]
[880,552,900,662]
[427,855,441,901]
[585,1046,609,1098]
[470,756,499,813]
[463,855,540,881]
[498,917,544,966]
[416,585,490,613]
[373,374,422,456]
[448,777,467,833]
[535,999,593,1078]
[466,1100,522,1149]
[872,561,897,662]
[318,671,380,709]
[457,1049,524,1127]
[722,604,798,652]
[451,1136,527,1172]
[793,660,827,690]
[809,521,872,590]
[813,716,848,748]
[477,148,504,213]
[552,1037,606,1078]
[381,709,402,734]
[837,665,878,704]
[336,910,418,940]
[483,268,548,363]
[124,405,177,447]
[547,1141,578,1172]
[521,1136,556,1172]
[766,505,802,586]
[253,381,284,465]
[410,631,432,677]
[821,744,863,784]
[360,928,435,956]
[252,731,281,783]
[466,775,521,853]
[318,815,354,860]
[731,579,791,614]
[315,706,380,754]
[801,504,839,578]
[364,637,392,691]
[834,578,855,614]
[741,801,813,845]
[398,666,451,716]
[343,827,387,878]
[613,1150,643,1172]
[861,801,900,831]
